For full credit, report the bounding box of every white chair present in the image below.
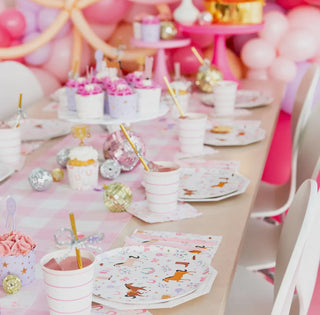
[250,63,320,219]
[225,179,320,315]
[0,61,43,121]
[238,97,320,270]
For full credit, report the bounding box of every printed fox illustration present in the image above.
[163,269,193,282]
[125,283,146,298]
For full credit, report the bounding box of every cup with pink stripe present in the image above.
[178,112,208,154]
[40,249,96,315]
[144,161,180,213]
[0,126,21,169]
[212,80,238,116]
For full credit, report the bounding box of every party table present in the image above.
[0,79,285,315]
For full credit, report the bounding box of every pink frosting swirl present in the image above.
[0,231,36,256]
[142,15,160,24]
[125,71,143,85]
[103,78,127,91]
[66,77,88,88]
[134,79,159,89]
[77,83,103,96]
[108,83,134,96]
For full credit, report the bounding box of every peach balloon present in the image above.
[278,29,317,62]
[268,57,297,82]
[246,69,268,80]
[29,66,61,96]
[241,38,276,69]
[90,23,117,41]
[108,22,135,49]
[42,32,91,83]
[259,11,288,47]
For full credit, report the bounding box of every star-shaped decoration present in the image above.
[183,189,195,196]
[21,268,27,274]
[3,262,8,268]
[211,182,227,188]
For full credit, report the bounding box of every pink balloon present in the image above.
[21,9,38,35]
[276,0,305,10]
[29,66,62,96]
[83,0,131,25]
[189,33,213,49]
[23,31,52,66]
[278,29,317,62]
[287,6,320,52]
[0,1,5,14]
[263,3,286,14]
[124,3,158,23]
[0,9,26,39]
[42,33,91,83]
[232,33,257,55]
[268,57,297,82]
[0,25,12,47]
[16,0,42,13]
[90,23,117,41]
[9,39,24,63]
[241,38,276,69]
[246,69,268,80]
[172,45,202,75]
[37,8,71,39]
[259,11,288,46]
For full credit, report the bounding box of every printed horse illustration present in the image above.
[125,283,146,298]
[163,269,194,283]
[114,255,140,267]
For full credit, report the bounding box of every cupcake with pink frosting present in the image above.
[134,79,161,115]
[0,231,36,286]
[125,71,143,87]
[141,15,161,42]
[75,83,104,119]
[108,83,138,119]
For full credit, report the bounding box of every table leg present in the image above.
[212,34,238,83]
[153,48,170,89]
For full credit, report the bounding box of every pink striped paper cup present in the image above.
[212,80,238,116]
[144,161,180,213]
[178,113,208,154]
[0,127,21,168]
[40,249,95,315]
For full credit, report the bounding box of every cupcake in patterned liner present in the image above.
[125,71,144,87]
[75,84,104,119]
[134,79,161,115]
[0,231,36,287]
[108,83,138,119]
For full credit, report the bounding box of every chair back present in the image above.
[0,61,43,120]
[271,179,319,315]
[291,63,320,152]
[296,99,320,188]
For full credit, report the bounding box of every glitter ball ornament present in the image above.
[103,130,145,172]
[195,61,223,93]
[160,21,178,40]
[100,159,121,180]
[56,148,70,168]
[198,11,213,25]
[28,168,53,191]
[3,275,21,294]
[103,182,133,212]
[51,168,64,182]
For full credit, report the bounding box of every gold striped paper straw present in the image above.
[119,124,150,171]
[16,93,23,128]
[69,212,83,269]
[163,76,185,118]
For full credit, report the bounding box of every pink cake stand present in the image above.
[131,38,191,89]
[177,23,264,82]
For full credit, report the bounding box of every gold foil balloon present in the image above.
[3,275,21,294]
[195,61,223,93]
[160,22,178,40]
[103,182,133,212]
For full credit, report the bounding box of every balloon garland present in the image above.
[0,0,157,72]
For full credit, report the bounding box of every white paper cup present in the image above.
[0,127,21,168]
[75,93,104,119]
[144,161,180,213]
[170,93,190,118]
[40,249,95,315]
[135,87,161,115]
[178,112,208,154]
[212,80,238,116]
